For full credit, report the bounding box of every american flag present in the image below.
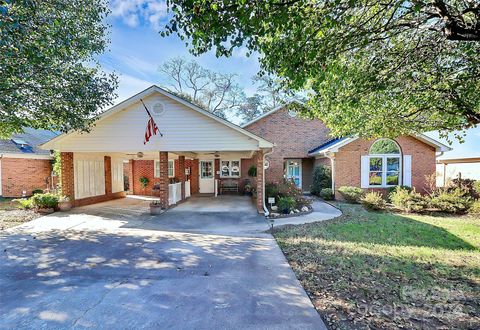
[141,99,163,144]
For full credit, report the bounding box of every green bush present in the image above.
[31,193,59,209]
[32,189,44,195]
[338,186,364,203]
[265,182,279,201]
[15,198,34,210]
[319,188,334,200]
[474,181,480,196]
[247,165,257,177]
[469,200,480,215]
[295,196,312,209]
[430,189,471,214]
[361,192,386,211]
[310,165,332,196]
[390,186,428,213]
[449,178,479,199]
[277,196,296,214]
[139,176,149,189]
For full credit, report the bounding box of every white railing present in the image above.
[168,182,182,205]
[185,180,191,198]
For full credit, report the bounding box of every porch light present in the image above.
[137,152,144,158]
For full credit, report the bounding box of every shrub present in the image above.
[265,182,279,201]
[469,200,480,215]
[361,192,386,211]
[430,189,471,214]
[277,196,296,214]
[31,193,59,209]
[319,188,334,200]
[449,178,479,199]
[32,189,44,195]
[310,165,332,196]
[390,186,428,213]
[474,181,480,196]
[15,198,34,210]
[295,196,312,209]
[277,179,301,199]
[338,186,364,203]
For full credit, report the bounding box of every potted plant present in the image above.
[31,193,59,214]
[149,200,164,215]
[248,165,257,177]
[58,196,72,211]
[244,184,252,196]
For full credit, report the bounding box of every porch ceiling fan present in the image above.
[125,152,144,158]
[205,151,220,158]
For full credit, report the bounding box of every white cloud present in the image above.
[110,0,168,29]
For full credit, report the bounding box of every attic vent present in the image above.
[152,102,166,116]
[288,109,297,118]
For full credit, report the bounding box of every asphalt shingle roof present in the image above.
[0,128,59,156]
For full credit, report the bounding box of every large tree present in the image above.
[0,0,117,138]
[162,0,480,138]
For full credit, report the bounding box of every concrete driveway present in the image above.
[0,196,326,329]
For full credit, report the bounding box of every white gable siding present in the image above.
[48,93,259,152]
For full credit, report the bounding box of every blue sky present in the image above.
[100,1,480,173]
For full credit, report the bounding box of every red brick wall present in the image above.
[1,158,53,197]
[334,136,436,195]
[244,107,331,185]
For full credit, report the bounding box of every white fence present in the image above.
[185,180,191,198]
[168,181,191,205]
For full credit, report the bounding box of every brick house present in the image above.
[41,86,274,212]
[0,128,59,197]
[243,104,451,195]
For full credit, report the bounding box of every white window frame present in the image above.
[220,159,241,178]
[366,155,402,188]
[155,160,175,178]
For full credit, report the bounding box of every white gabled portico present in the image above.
[41,85,274,213]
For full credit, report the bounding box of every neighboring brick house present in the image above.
[243,103,450,195]
[0,128,59,197]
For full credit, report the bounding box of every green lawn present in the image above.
[274,203,480,329]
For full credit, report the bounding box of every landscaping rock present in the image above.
[270,213,280,217]
[290,211,294,215]
[301,206,309,212]
[294,209,300,213]
[271,206,278,211]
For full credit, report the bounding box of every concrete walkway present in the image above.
[0,196,326,329]
[272,199,342,227]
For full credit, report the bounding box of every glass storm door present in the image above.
[286,160,302,188]
[199,160,215,193]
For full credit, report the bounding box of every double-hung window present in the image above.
[155,160,174,178]
[220,160,240,177]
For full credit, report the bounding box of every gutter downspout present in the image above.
[262,147,274,216]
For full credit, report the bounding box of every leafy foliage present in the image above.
[319,188,334,201]
[469,200,480,215]
[338,186,364,204]
[31,193,59,209]
[31,189,43,195]
[247,165,257,177]
[310,165,332,196]
[15,198,34,210]
[361,192,386,211]
[0,0,118,138]
[448,178,480,199]
[390,186,429,213]
[430,188,472,214]
[162,0,480,138]
[139,176,150,189]
[277,196,296,214]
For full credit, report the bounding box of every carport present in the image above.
[41,86,274,213]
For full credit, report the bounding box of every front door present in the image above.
[286,159,302,189]
[199,160,215,193]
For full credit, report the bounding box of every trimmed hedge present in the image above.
[338,186,364,203]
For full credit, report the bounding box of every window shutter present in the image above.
[403,155,412,187]
[360,156,369,188]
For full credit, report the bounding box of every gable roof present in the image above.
[308,134,451,156]
[41,85,274,151]
[241,100,304,128]
[1,128,59,158]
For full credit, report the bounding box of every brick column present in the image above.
[256,150,264,213]
[159,152,169,208]
[104,156,112,196]
[128,160,134,194]
[191,159,199,194]
[178,156,186,200]
[61,152,74,201]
